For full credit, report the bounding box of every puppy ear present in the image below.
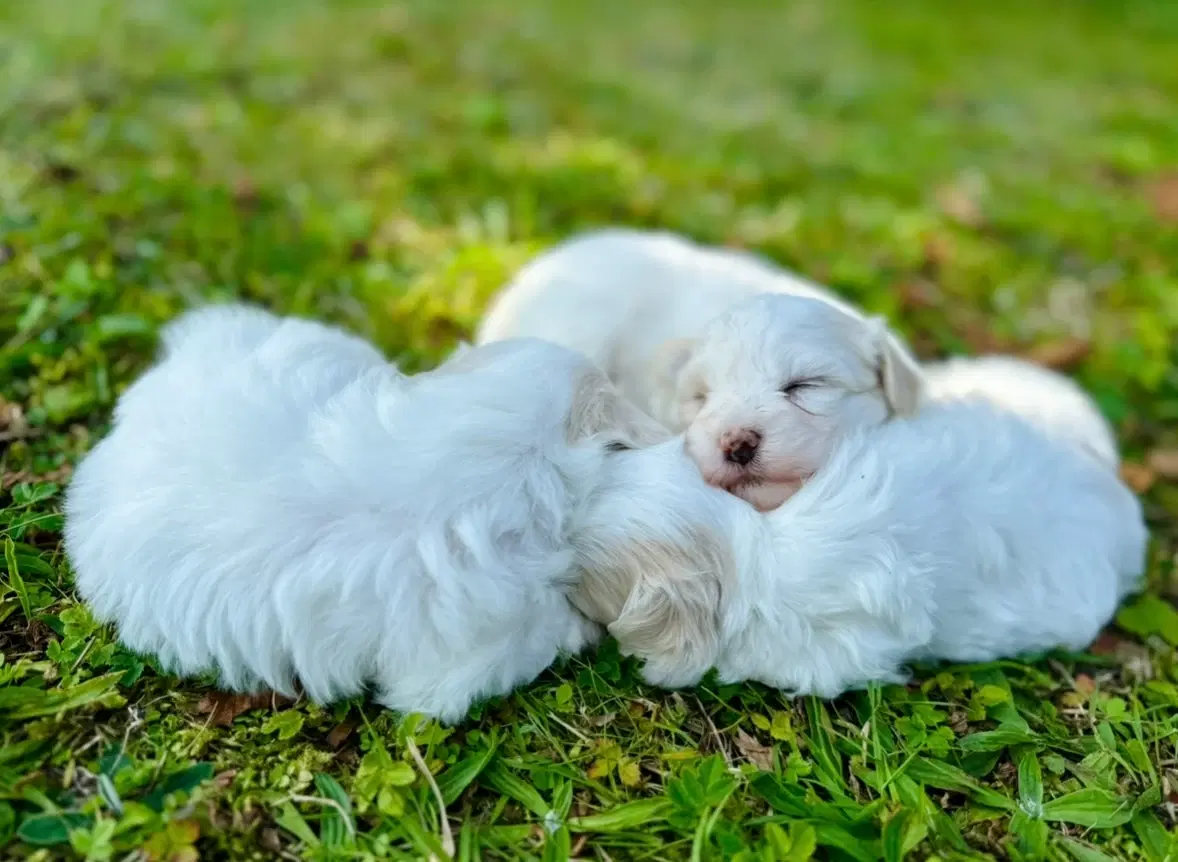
[604,545,725,689]
[867,318,923,417]
[566,369,669,447]
[654,338,696,390]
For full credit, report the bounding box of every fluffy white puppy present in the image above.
[925,354,1118,468]
[478,228,923,510]
[571,400,1146,694]
[66,305,666,723]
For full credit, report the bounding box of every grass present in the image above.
[2,0,1178,858]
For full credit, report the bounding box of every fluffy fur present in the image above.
[925,354,1119,468]
[572,396,1146,695]
[66,305,666,723]
[477,228,923,510]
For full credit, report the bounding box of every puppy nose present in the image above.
[721,429,761,466]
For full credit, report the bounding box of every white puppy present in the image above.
[571,399,1146,695]
[478,229,923,510]
[66,305,666,723]
[925,354,1118,468]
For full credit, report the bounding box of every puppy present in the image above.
[572,400,1146,695]
[925,354,1118,468]
[477,228,923,510]
[66,305,666,723]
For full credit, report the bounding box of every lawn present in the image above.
[2,0,1178,858]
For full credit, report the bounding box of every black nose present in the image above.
[726,440,758,466]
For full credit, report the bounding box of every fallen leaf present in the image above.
[0,398,30,438]
[1120,462,1156,494]
[213,770,237,789]
[326,720,356,749]
[957,322,1013,354]
[260,828,284,853]
[1147,172,1178,223]
[1146,448,1178,481]
[232,177,259,207]
[897,278,941,311]
[1073,674,1096,696]
[921,235,955,270]
[937,183,983,227]
[1088,630,1130,655]
[195,691,293,726]
[1165,769,1178,804]
[734,728,774,771]
[1024,338,1091,372]
[2,463,73,490]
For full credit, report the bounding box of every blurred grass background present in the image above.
[2,0,1178,859]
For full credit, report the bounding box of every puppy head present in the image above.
[661,295,922,511]
[572,440,732,687]
[437,337,668,450]
[566,362,671,450]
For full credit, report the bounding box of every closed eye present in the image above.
[604,439,634,453]
[781,378,823,397]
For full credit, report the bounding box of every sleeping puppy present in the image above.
[925,354,1119,469]
[571,397,1146,694]
[477,228,923,511]
[66,305,667,723]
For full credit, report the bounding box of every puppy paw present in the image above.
[639,657,709,690]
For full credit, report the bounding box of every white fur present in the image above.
[573,401,1146,695]
[477,228,923,510]
[925,354,1118,468]
[66,305,666,723]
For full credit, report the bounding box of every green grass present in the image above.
[3,0,1178,858]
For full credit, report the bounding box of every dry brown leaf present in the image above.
[1088,629,1130,656]
[2,463,73,490]
[213,770,237,790]
[1024,338,1091,372]
[734,728,774,772]
[1148,172,1178,223]
[326,720,356,749]
[948,710,969,735]
[921,234,955,270]
[1120,461,1156,494]
[232,177,259,208]
[958,321,1009,354]
[896,279,941,311]
[260,829,284,854]
[1073,674,1096,696]
[936,183,983,227]
[1146,448,1178,481]
[0,398,32,441]
[195,691,293,726]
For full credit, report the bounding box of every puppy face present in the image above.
[663,295,922,511]
[572,440,732,687]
